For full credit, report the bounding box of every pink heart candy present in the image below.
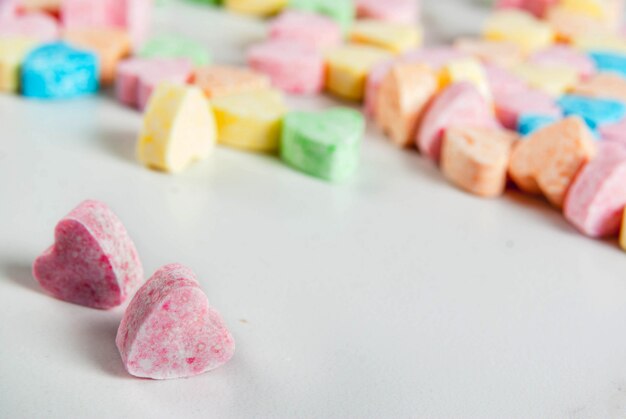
[115,57,193,110]
[0,12,59,42]
[116,263,235,380]
[33,200,143,310]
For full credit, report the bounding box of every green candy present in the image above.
[138,35,211,67]
[281,108,365,182]
[288,0,354,32]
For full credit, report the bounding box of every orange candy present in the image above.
[508,117,596,208]
[571,72,626,103]
[192,65,270,99]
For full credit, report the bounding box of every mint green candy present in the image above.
[138,35,210,67]
[288,0,354,31]
[281,108,365,182]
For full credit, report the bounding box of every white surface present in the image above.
[2,2,626,418]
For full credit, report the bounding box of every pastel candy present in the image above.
[247,40,325,94]
[349,19,421,54]
[64,28,131,84]
[600,118,626,145]
[212,89,287,152]
[116,263,235,380]
[325,44,392,101]
[402,47,469,70]
[546,6,608,43]
[564,142,626,237]
[529,45,596,78]
[441,127,517,197]
[621,208,626,250]
[483,10,554,53]
[0,37,36,92]
[139,34,210,67]
[589,51,626,79]
[495,0,558,17]
[417,82,499,162]
[511,63,579,96]
[224,0,286,16]
[453,38,524,68]
[557,95,626,129]
[32,200,143,310]
[509,117,596,207]
[0,12,59,42]
[484,63,529,99]
[19,0,61,13]
[560,0,623,30]
[268,11,341,50]
[138,83,216,173]
[517,113,559,136]
[281,107,365,181]
[21,42,99,99]
[494,88,561,129]
[192,65,269,99]
[375,63,438,147]
[355,0,420,24]
[289,0,354,31]
[573,33,626,55]
[0,0,17,18]
[439,58,492,102]
[116,58,193,109]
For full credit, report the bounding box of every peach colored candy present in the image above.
[116,264,235,380]
[247,40,325,94]
[375,63,438,147]
[355,0,420,24]
[564,142,626,237]
[509,117,596,208]
[441,127,518,198]
[115,57,193,109]
[64,27,131,84]
[546,6,610,43]
[192,65,269,99]
[453,38,524,68]
[528,45,596,79]
[416,82,499,162]
[32,200,143,310]
[0,12,59,42]
[268,11,341,50]
[571,72,626,103]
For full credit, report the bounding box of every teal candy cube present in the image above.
[589,51,626,79]
[21,42,99,100]
[517,114,559,136]
[138,35,211,67]
[288,0,354,31]
[281,108,365,182]
[557,95,626,130]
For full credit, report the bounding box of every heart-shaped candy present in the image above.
[33,200,143,309]
[116,264,235,379]
[281,107,364,181]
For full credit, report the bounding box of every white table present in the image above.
[2,2,626,418]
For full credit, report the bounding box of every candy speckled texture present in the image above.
[564,142,626,237]
[21,42,99,99]
[509,117,596,208]
[281,107,364,181]
[138,83,216,173]
[33,200,143,309]
[268,10,341,50]
[116,263,235,380]
[417,82,499,162]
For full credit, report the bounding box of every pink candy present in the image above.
[0,0,17,19]
[495,0,558,17]
[417,82,499,162]
[356,0,420,24]
[600,118,626,146]
[268,11,341,50]
[33,200,143,310]
[494,88,561,129]
[564,142,626,238]
[0,12,59,41]
[247,40,325,94]
[529,45,596,79]
[116,263,235,380]
[115,57,193,110]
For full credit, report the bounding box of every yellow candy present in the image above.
[560,0,621,22]
[439,58,492,102]
[511,63,579,96]
[212,89,286,152]
[573,33,626,54]
[621,208,626,252]
[138,83,216,173]
[349,19,421,54]
[224,0,286,16]
[0,38,37,93]
[325,44,392,101]
[483,10,554,53]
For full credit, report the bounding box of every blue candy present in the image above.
[589,51,626,79]
[517,114,559,136]
[557,95,626,130]
[21,42,99,99]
